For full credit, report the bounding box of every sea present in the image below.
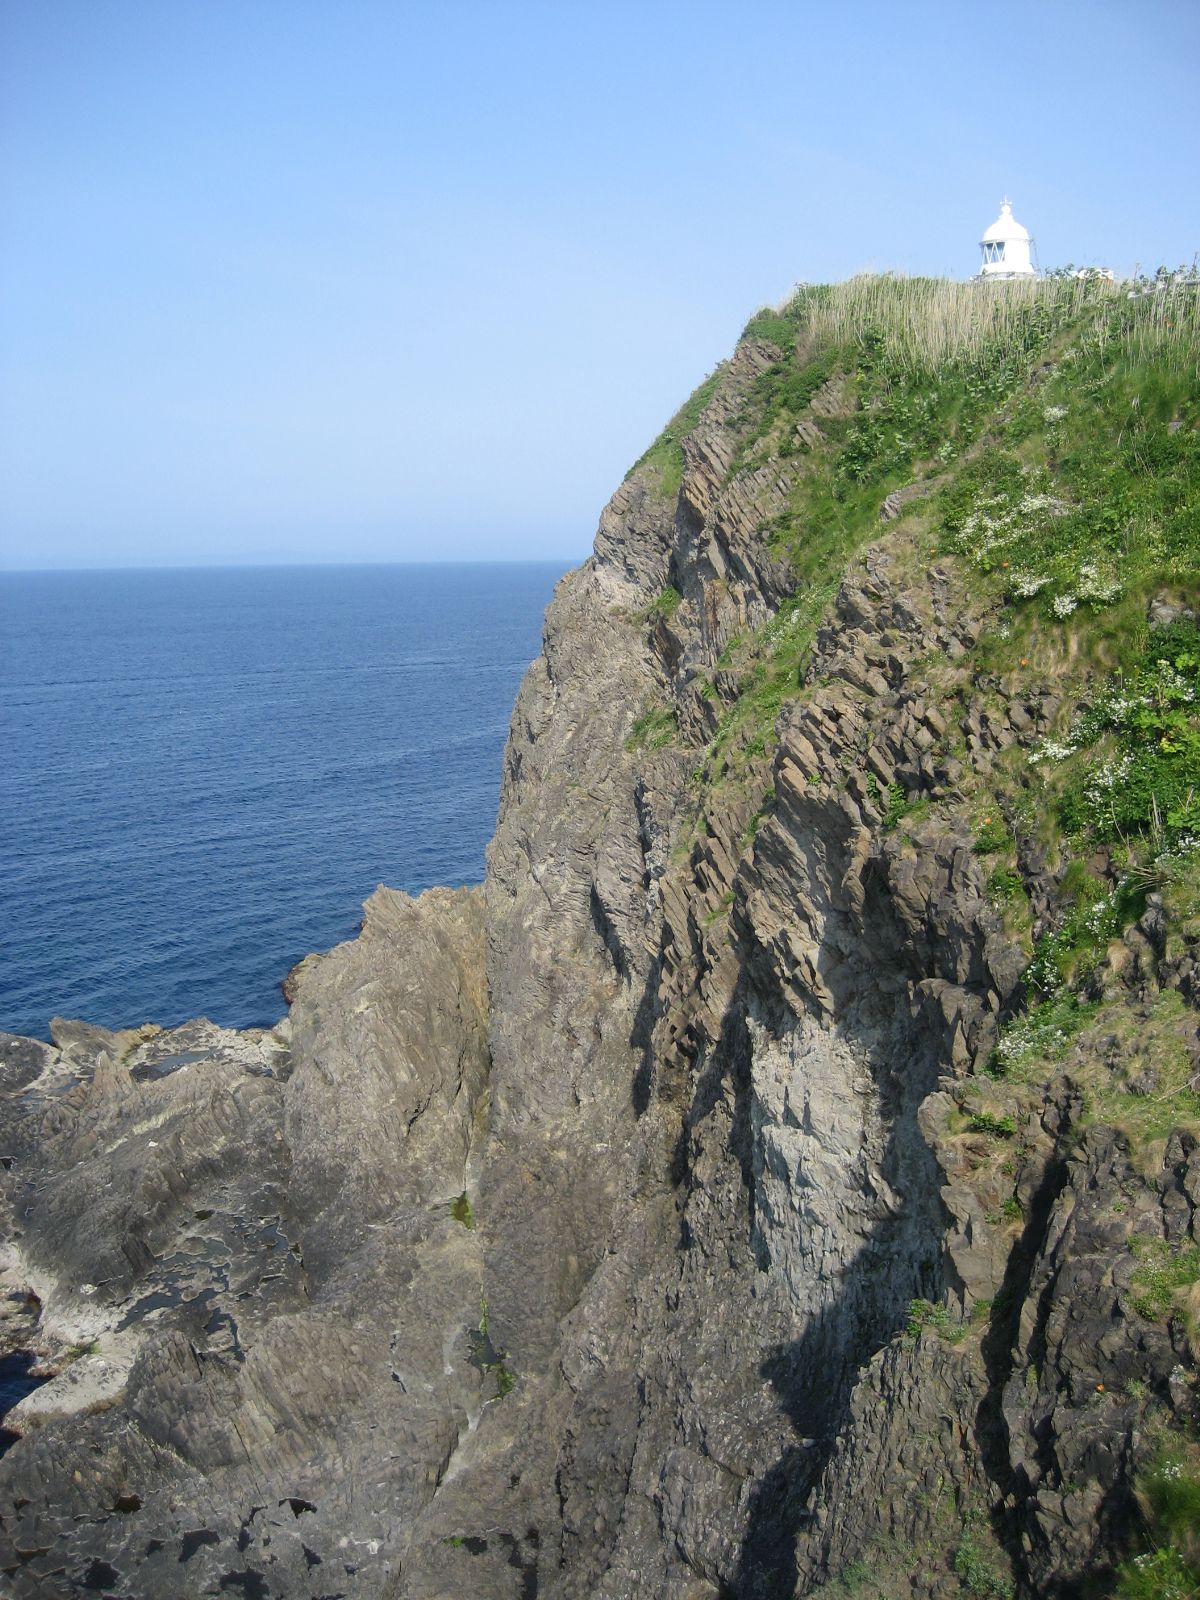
[0,562,567,1042]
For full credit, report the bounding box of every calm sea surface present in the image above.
[1,563,566,1041]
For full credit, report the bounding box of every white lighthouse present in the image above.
[978,198,1038,279]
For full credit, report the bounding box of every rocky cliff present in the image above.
[3,274,1199,1599]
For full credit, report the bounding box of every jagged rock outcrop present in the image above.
[1,308,1192,1600]
[0,887,488,1598]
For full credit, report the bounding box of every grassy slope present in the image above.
[644,273,1200,1592]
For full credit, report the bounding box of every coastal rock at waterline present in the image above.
[0,886,488,1600]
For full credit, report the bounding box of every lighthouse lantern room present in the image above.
[979,198,1037,279]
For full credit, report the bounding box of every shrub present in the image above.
[967,1110,1018,1138]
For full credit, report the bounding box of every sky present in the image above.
[1,0,1197,571]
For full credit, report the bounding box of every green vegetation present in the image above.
[650,584,683,618]
[672,273,1200,805]
[991,992,1097,1078]
[1117,1442,1200,1600]
[471,1293,516,1400]
[741,784,776,846]
[974,816,1012,854]
[625,705,678,752]
[953,1518,1015,1600]
[987,863,1025,903]
[701,890,735,927]
[1053,622,1200,850]
[451,1191,475,1229]
[966,1110,1018,1138]
[823,1493,1013,1598]
[627,368,724,498]
[626,274,1200,1186]
[1087,989,1200,1145]
[1130,1238,1200,1323]
[883,781,929,832]
[905,1298,967,1344]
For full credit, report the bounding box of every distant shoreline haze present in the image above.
[1,561,567,1039]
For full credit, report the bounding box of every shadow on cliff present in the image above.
[720,876,947,1597]
[726,1036,943,1599]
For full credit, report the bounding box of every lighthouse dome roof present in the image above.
[982,199,1031,244]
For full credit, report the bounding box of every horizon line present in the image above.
[0,554,585,577]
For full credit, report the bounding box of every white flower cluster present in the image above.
[1018,491,1061,515]
[1095,690,1146,727]
[1083,754,1134,816]
[1159,1461,1184,1482]
[1029,737,1080,764]
[1010,572,1050,598]
[1077,563,1122,604]
[1080,890,1119,938]
[993,1016,1067,1069]
[1043,405,1068,423]
[955,494,1024,561]
[1087,754,1134,792]
[1052,594,1078,618]
[1154,662,1197,703]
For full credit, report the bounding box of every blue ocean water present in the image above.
[1,563,565,1041]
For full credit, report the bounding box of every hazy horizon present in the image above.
[1,554,576,575]
[3,0,1197,571]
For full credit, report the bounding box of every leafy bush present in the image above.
[988,864,1024,902]
[967,1110,1018,1138]
[953,1510,1015,1600]
[1116,1545,1195,1600]
[1066,622,1200,847]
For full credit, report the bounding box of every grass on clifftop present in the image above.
[650,275,1199,827]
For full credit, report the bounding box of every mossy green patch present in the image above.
[650,584,683,618]
[626,705,678,752]
[1130,1238,1200,1323]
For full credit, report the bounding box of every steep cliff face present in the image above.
[2,277,1199,1599]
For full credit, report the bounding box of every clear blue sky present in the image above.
[2,0,1197,570]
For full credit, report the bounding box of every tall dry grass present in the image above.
[787,273,1200,377]
[1089,280,1200,377]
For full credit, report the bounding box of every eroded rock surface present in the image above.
[0,887,487,1598]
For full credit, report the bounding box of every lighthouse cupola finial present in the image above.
[979,196,1037,279]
